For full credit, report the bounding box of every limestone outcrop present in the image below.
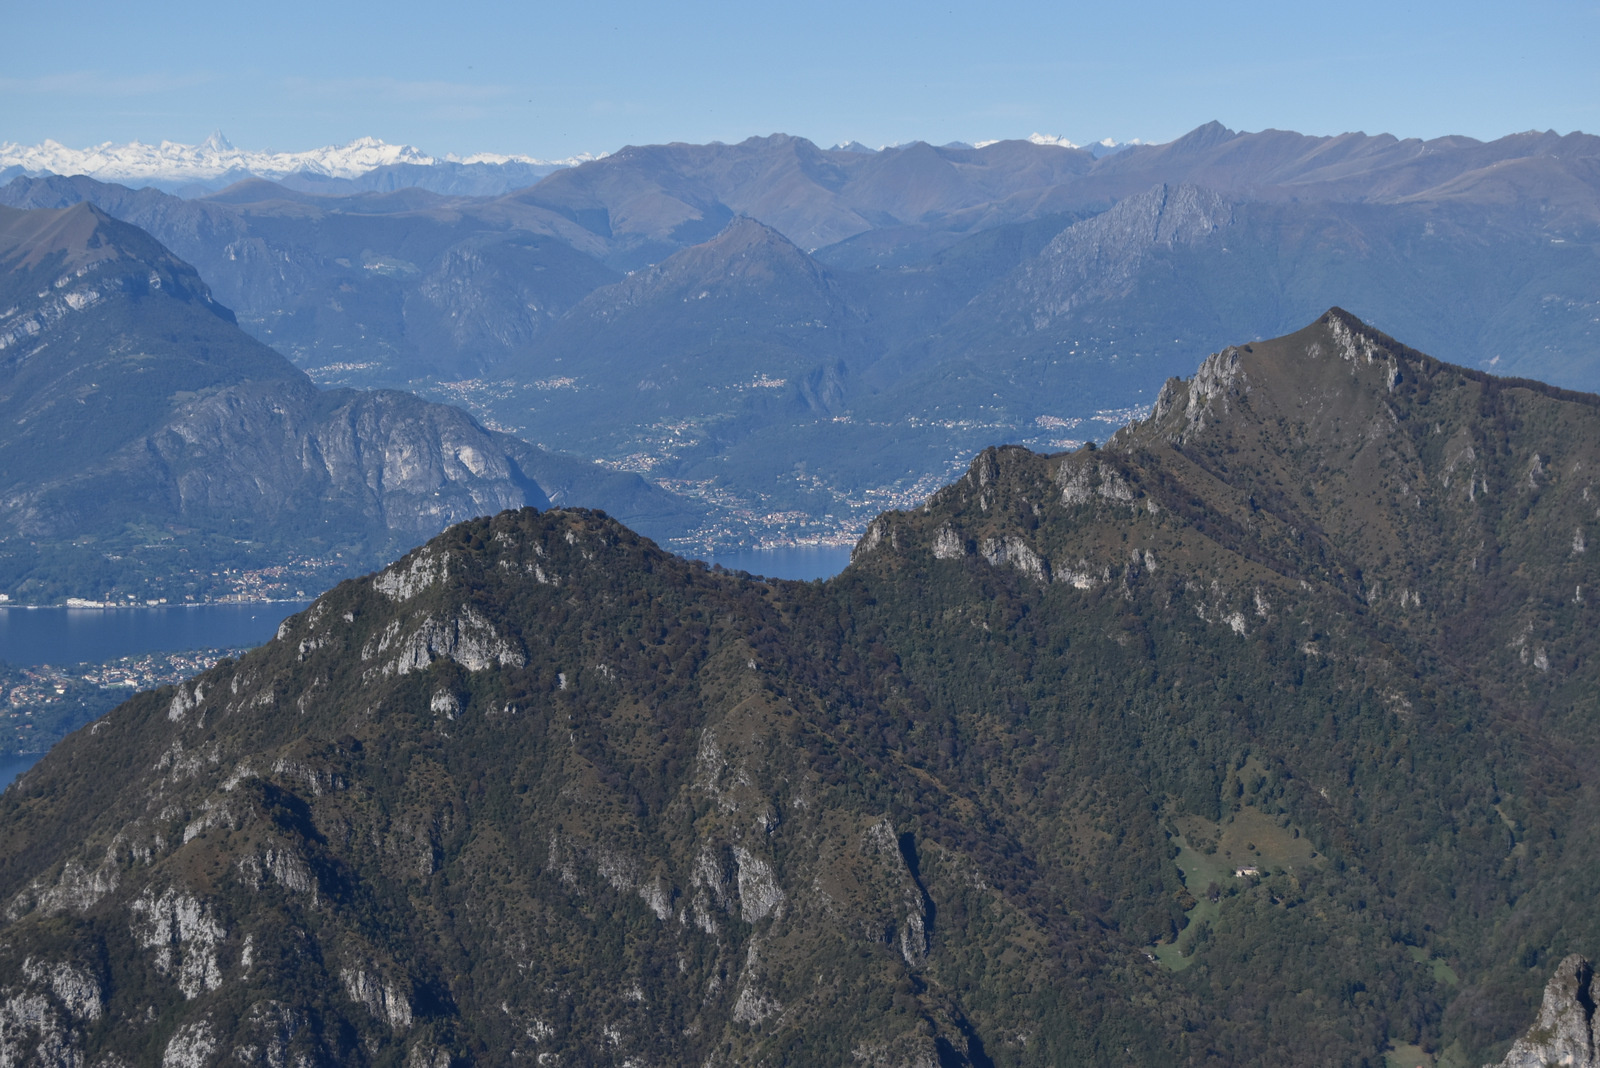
[1491,955,1598,1068]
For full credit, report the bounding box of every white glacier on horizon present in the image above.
[972,132,1080,149]
[968,133,1144,156]
[0,132,602,188]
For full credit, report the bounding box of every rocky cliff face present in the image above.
[1491,955,1598,1068]
[964,182,1234,332]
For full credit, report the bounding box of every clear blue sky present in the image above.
[3,0,1596,157]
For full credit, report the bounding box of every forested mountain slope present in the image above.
[0,312,1597,1066]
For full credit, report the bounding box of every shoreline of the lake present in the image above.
[1,751,46,789]
[0,539,863,610]
[0,602,310,668]
[0,598,311,610]
[0,548,854,669]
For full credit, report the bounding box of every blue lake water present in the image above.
[701,545,855,582]
[0,603,308,668]
[0,752,43,790]
[0,602,308,789]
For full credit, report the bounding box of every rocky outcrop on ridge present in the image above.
[1491,955,1598,1068]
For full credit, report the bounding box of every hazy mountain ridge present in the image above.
[3,124,1597,552]
[8,127,1594,387]
[1082,124,1600,221]
[1,312,1597,1065]
[0,203,704,602]
[872,188,1598,435]
[523,216,864,401]
[509,126,1600,256]
[0,172,617,380]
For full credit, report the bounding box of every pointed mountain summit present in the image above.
[581,215,844,307]
[199,130,236,154]
[871,308,1600,680]
[1,199,184,274]
[0,202,301,483]
[1169,119,1237,151]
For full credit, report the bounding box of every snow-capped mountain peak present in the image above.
[199,129,235,154]
[444,149,602,167]
[972,132,1081,150]
[0,134,600,192]
[968,133,1145,156]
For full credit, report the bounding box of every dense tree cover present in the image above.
[0,313,1597,1066]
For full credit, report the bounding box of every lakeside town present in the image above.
[2,648,244,755]
[0,556,336,608]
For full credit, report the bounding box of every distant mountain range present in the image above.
[0,132,1148,198]
[0,133,600,197]
[3,123,1596,552]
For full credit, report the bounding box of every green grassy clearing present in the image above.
[1406,945,1460,987]
[1152,802,1323,970]
[1384,1041,1436,1068]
